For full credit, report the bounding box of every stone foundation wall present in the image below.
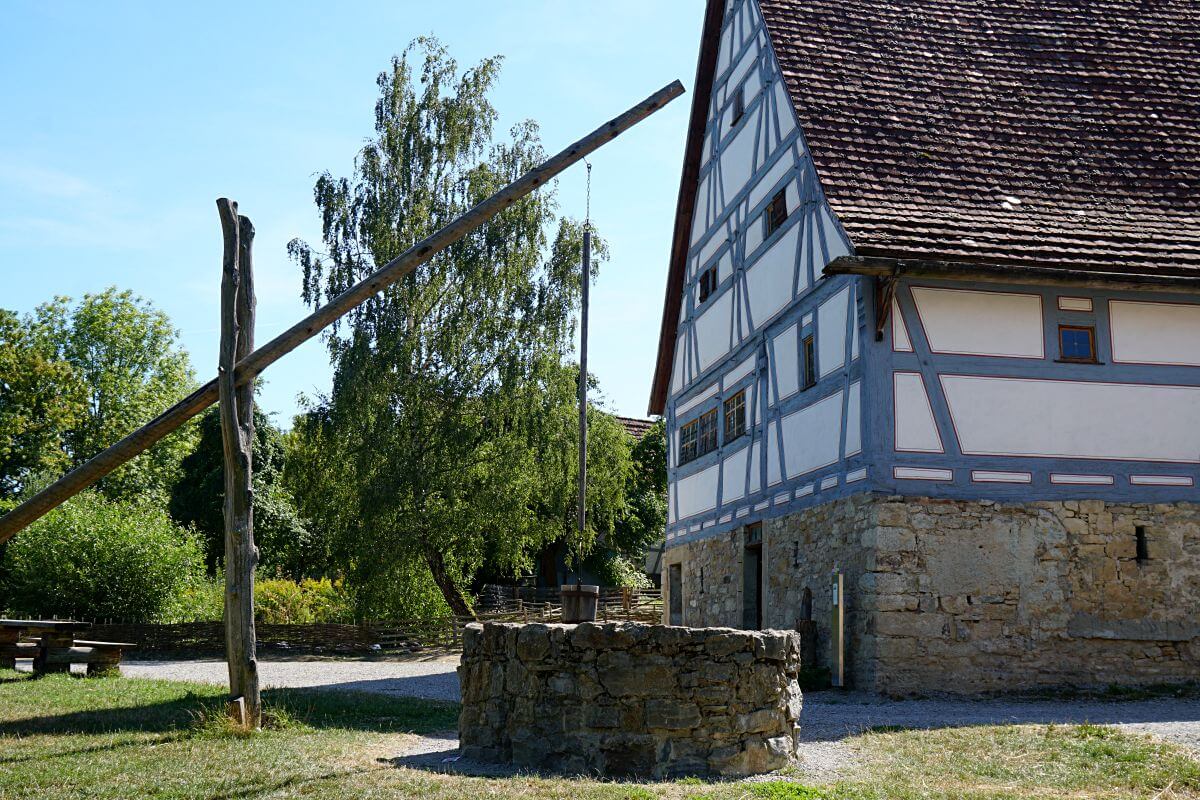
[663,494,1200,694]
[458,621,803,778]
[868,497,1200,694]
[663,495,878,687]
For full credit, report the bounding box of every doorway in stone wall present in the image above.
[668,563,683,625]
[743,523,763,629]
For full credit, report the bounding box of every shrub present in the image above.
[254,577,353,624]
[586,549,653,590]
[1,491,206,622]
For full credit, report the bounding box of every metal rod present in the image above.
[0,79,685,544]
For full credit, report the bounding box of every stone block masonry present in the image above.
[458,621,803,778]
[663,493,1200,695]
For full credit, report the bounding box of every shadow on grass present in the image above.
[0,674,459,739]
[0,732,184,765]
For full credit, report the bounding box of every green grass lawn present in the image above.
[1,669,1197,800]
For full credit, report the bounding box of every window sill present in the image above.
[1054,359,1104,365]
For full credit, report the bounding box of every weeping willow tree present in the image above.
[288,38,616,618]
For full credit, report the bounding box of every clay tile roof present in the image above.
[617,416,657,440]
[758,0,1200,275]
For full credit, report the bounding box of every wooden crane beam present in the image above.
[0,79,685,545]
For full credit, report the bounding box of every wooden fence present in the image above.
[66,585,664,657]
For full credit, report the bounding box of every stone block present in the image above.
[515,624,551,662]
[645,699,701,730]
[600,733,658,778]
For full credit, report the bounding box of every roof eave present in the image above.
[647,0,726,417]
[825,254,1200,290]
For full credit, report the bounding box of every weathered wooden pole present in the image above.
[0,79,685,545]
[217,199,260,728]
[576,222,590,576]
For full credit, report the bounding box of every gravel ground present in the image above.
[794,691,1200,782]
[118,658,1200,781]
[120,656,462,703]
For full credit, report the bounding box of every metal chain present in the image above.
[584,159,592,229]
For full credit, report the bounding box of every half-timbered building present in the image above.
[651,0,1200,692]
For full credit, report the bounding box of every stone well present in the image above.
[457,621,803,778]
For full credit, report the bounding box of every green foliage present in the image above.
[254,577,353,624]
[1,289,198,506]
[611,417,667,560]
[287,38,617,618]
[0,308,86,499]
[170,406,315,577]
[0,491,206,622]
[586,549,652,590]
[532,371,632,575]
[173,576,224,622]
[54,289,198,503]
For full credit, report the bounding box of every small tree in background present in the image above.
[288,39,601,618]
[614,418,668,558]
[15,289,200,505]
[170,405,313,577]
[1,491,206,622]
[530,366,632,580]
[0,308,85,500]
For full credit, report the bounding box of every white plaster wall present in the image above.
[818,286,849,377]
[721,446,749,503]
[695,291,734,370]
[772,323,799,402]
[912,287,1044,358]
[781,390,844,478]
[894,372,943,453]
[941,375,1200,463]
[846,381,862,456]
[1110,299,1200,366]
[766,421,782,486]
[677,463,721,519]
[725,353,757,386]
[892,298,913,351]
[745,222,800,326]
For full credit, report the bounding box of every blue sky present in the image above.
[0,2,701,426]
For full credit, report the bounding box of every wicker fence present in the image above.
[74,585,663,657]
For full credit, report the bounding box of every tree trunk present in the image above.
[424,547,475,619]
[217,200,260,729]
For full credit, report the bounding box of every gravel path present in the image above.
[794,691,1200,781]
[121,656,462,703]
[122,658,1200,780]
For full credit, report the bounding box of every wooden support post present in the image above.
[217,200,260,729]
[0,79,685,545]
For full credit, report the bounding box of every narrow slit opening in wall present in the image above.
[1135,526,1149,563]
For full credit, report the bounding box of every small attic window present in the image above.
[698,265,718,303]
[731,86,745,127]
[765,189,788,237]
[1059,325,1097,363]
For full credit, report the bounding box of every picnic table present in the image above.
[0,619,136,676]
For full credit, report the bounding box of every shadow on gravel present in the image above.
[303,674,462,702]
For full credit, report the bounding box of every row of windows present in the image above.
[679,388,747,465]
[677,320,823,466]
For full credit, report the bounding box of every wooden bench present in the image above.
[36,640,138,676]
[0,620,137,676]
[0,640,39,669]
